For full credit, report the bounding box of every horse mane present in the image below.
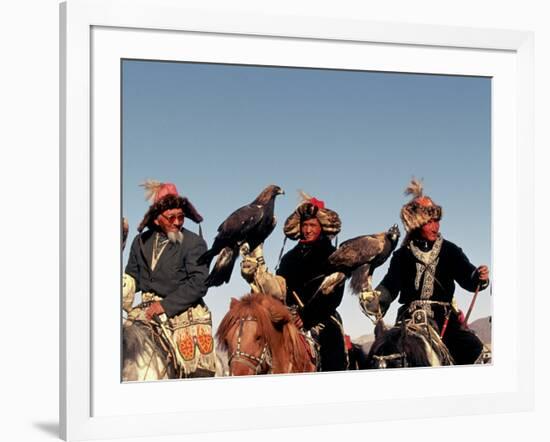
[281,314,313,372]
[399,330,433,366]
[216,293,312,373]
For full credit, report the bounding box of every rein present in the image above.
[228,316,272,375]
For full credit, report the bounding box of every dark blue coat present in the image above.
[125,227,209,317]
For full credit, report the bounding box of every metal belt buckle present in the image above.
[411,308,429,326]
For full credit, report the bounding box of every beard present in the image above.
[167,230,184,244]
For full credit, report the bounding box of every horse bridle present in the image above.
[372,321,409,369]
[228,316,272,375]
[372,352,408,369]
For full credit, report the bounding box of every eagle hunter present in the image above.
[318,224,401,296]
[198,185,284,287]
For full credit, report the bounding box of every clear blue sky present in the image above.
[122,60,491,340]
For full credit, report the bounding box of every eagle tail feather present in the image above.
[205,247,238,287]
[349,264,371,295]
[197,248,217,266]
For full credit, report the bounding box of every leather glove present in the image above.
[240,256,258,283]
[359,290,382,321]
[145,301,165,321]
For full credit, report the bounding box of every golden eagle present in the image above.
[198,185,284,287]
[318,224,400,295]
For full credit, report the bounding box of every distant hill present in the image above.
[352,316,492,353]
[353,333,375,354]
[468,316,492,345]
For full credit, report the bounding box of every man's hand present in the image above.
[477,265,489,282]
[145,301,165,321]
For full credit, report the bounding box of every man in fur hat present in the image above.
[363,179,489,365]
[276,193,348,371]
[124,180,216,377]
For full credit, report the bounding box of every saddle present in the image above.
[298,329,319,368]
[127,294,216,378]
[400,301,454,365]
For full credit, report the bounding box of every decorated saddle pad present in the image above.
[170,304,216,377]
[127,294,216,378]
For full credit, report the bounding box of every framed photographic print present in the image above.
[60,0,534,440]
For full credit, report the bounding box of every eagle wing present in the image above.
[329,233,385,270]
[216,204,265,241]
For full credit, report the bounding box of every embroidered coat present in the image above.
[125,227,209,317]
[378,237,488,326]
[377,236,489,365]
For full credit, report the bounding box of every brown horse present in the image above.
[216,293,316,375]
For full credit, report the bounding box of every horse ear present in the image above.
[230,297,239,309]
[374,319,387,339]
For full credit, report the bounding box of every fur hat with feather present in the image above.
[283,190,341,240]
[137,179,203,232]
[400,177,443,233]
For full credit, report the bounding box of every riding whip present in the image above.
[440,311,451,339]
[274,236,287,271]
[291,290,305,309]
[464,284,481,326]
[153,313,187,373]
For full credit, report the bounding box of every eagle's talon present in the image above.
[240,243,251,256]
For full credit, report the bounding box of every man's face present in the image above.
[301,218,322,243]
[155,208,184,234]
[419,219,440,242]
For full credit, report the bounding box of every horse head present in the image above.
[367,317,450,369]
[217,293,286,375]
[366,319,410,369]
[217,293,315,375]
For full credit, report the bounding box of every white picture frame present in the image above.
[60,0,534,440]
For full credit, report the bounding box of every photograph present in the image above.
[120,59,492,380]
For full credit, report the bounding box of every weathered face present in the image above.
[301,218,322,242]
[226,319,268,376]
[154,208,184,234]
[419,219,440,242]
